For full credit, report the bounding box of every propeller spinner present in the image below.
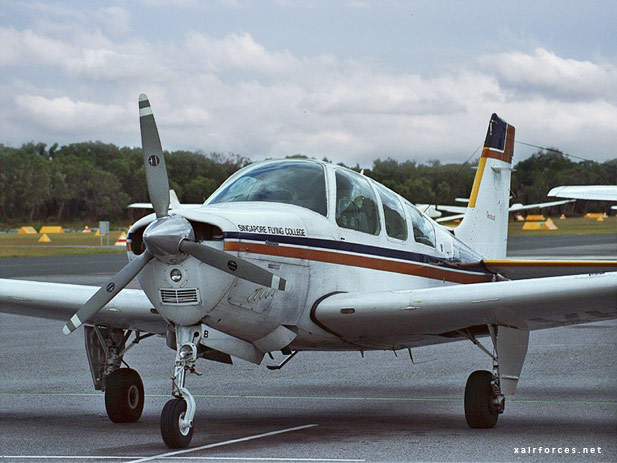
[62,95,286,335]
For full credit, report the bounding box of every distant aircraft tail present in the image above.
[455,114,515,259]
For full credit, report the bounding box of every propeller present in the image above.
[62,94,286,335]
[139,94,169,218]
[62,251,153,334]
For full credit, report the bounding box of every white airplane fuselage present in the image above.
[128,161,488,353]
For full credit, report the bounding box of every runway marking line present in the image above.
[125,423,320,463]
[0,457,363,462]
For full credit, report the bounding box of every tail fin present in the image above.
[454,114,515,259]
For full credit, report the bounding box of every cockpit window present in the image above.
[208,161,327,216]
[405,204,435,247]
[335,169,380,235]
[374,182,408,241]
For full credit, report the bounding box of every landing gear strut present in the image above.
[459,325,507,429]
[161,325,204,449]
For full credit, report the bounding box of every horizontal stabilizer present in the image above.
[471,259,617,280]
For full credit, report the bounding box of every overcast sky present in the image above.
[1,0,616,167]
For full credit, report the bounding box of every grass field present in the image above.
[0,231,127,258]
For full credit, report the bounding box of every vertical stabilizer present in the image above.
[455,114,515,259]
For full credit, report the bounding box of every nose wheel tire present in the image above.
[464,370,499,429]
[104,368,145,423]
[161,398,194,449]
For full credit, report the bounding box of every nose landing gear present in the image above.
[161,325,204,449]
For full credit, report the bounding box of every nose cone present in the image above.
[143,215,194,264]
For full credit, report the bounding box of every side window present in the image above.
[406,204,436,247]
[374,182,408,240]
[335,170,381,235]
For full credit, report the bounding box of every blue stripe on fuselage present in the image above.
[223,232,462,267]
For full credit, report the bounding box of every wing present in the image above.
[0,278,166,334]
[548,185,617,202]
[508,199,574,211]
[312,272,617,349]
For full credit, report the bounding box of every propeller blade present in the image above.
[179,240,287,291]
[62,251,154,335]
[139,94,170,218]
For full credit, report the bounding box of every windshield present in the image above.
[208,161,327,216]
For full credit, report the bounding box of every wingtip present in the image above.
[139,93,148,102]
[62,325,72,336]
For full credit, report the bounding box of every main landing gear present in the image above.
[160,324,205,448]
[84,326,153,423]
[459,325,529,429]
[105,368,144,423]
[464,370,503,428]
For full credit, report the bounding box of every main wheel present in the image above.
[464,370,499,429]
[161,398,194,449]
[104,368,144,423]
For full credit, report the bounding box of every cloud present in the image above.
[480,48,617,101]
[182,31,299,74]
[14,94,130,136]
[1,4,616,165]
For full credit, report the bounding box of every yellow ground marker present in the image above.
[18,226,37,234]
[39,226,65,234]
[38,233,51,243]
[522,218,558,230]
[584,212,608,219]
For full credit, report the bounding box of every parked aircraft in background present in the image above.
[1,99,615,449]
[549,185,617,210]
[422,198,575,223]
[128,189,201,211]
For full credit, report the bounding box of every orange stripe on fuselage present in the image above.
[225,241,493,284]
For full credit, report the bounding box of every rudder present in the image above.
[455,114,515,259]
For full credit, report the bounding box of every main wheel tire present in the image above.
[161,398,194,449]
[464,370,499,429]
[104,368,145,423]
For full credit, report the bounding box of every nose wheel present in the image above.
[160,324,204,448]
[161,398,194,448]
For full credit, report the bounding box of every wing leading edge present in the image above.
[312,272,617,349]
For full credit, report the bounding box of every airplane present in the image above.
[1,96,616,450]
[419,198,575,223]
[128,189,201,211]
[548,185,617,210]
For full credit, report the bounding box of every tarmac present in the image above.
[1,234,616,462]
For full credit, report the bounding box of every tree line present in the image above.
[1,141,615,224]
